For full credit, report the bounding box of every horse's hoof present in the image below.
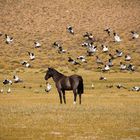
[73,101,76,105]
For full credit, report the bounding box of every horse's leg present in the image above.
[62,90,66,104]
[79,94,81,104]
[73,89,77,105]
[58,89,62,104]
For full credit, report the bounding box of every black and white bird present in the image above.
[125,55,131,61]
[104,28,111,36]
[116,83,126,89]
[108,59,113,67]
[96,56,103,65]
[67,25,74,35]
[13,75,23,83]
[34,41,41,48]
[116,49,123,57]
[3,79,12,85]
[99,76,107,80]
[21,61,31,68]
[131,31,139,39]
[87,45,97,56]
[120,62,127,70]
[52,41,61,48]
[101,45,109,53]
[5,34,13,44]
[45,82,52,93]
[131,86,140,91]
[68,57,80,65]
[113,32,122,42]
[83,32,94,41]
[127,64,135,71]
[28,52,35,60]
[58,46,66,54]
[102,65,110,72]
[77,56,86,62]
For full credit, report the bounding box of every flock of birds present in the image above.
[0,25,140,93]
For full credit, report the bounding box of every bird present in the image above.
[99,76,107,80]
[34,41,41,48]
[87,45,97,56]
[104,28,111,36]
[45,82,52,93]
[13,75,23,83]
[5,34,13,44]
[0,88,4,93]
[131,86,140,91]
[21,61,31,68]
[67,25,74,35]
[102,65,110,72]
[58,46,66,54]
[125,55,131,61]
[83,32,94,41]
[113,32,122,42]
[131,31,139,39]
[7,87,11,93]
[3,79,12,85]
[96,56,103,65]
[116,83,126,89]
[108,59,113,67]
[127,64,135,71]
[101,45,109,53]
[52,41,61,48]
[28,52,35,60]
[120,62,127,70]
[68,57,80,65]
[77,56,86,63]
[116,49,123,57]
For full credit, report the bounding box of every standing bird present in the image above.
[120,62,127,70]
[34,41,41,48]
[101,45,109,53]
[102,65,110,72]
[28,52,35,60]
[77,56,86,63]
[67,25,74,35]
[45,82,52,93]
[116,50,123,57]
[104,28,111,36]
[125,55,131,61]
[113,32,122,42]
[21,61,31,68]
[13,75,23,83]
[131,31,139,39]
[5,34,13,44]
[68,57,80,65]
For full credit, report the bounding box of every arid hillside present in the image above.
[0,0,140,71]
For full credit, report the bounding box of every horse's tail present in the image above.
[78,77,84,94]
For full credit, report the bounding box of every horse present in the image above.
[44,67,84,104]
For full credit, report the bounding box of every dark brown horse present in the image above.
[44,68,84,104]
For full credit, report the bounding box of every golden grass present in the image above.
[0,69,140,140]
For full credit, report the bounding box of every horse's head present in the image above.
[44,67,53,80]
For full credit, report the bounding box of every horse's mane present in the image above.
[50,67,64,78]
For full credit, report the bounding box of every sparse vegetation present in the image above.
[0,0,140,139]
